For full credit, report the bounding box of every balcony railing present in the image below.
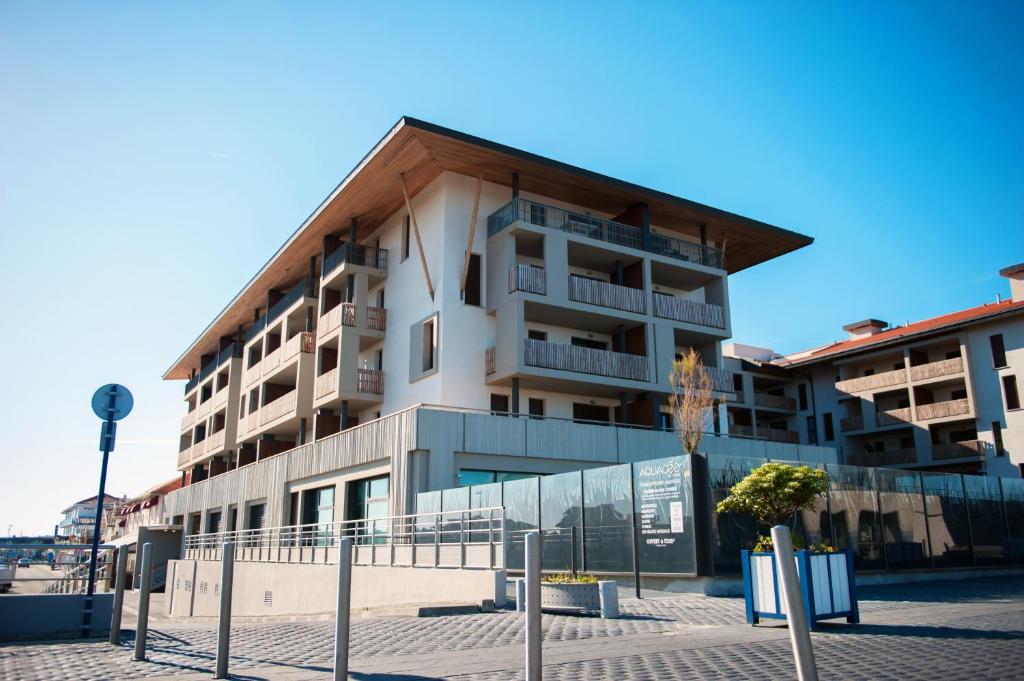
[909,356,964,382]
[932,439,987,461]
[876,407,913,427]
[247,411,260,433]
[652,292,726,329]
[485,347,496,375]
[703,366,735,393]
[488,198,724,269]
[260,390,298,425]
[316,368,338,399]
[184,375,200,395]
[727,389,745,404]
[916,398,971,421]
[323,243,389,279]
[835,367,907,394]
[217,341,244,366]
[283,331,315,361]
[760,428,800,444]
[524,338,648,381]
[177,446,193,468]
[205,429,226,454]
[847,448,917,467]
[840,414,863,432]
[263,346,282,373]
[509,265,546,295]
[754,392,797,411]
[180,410,197,432]
[320,305,343,337]
[245,361,262,388]
[245,312,268,343]
[729,424,756,438]
[197,398,212,420]
[367,306,387,332]
[568,275,646,314]
[213,385,229,409]
[267,281,309,326]
[358,368,384,395]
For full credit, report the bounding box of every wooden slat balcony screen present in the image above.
[260,390,297,425]
[315,369,338,399]
[357,368,384,394]
[568,275,646,314]
[523,338,648,381]
[835,367,908,394]
[840,414,863,432]
[876,407,913,426]
[283,331,316,361]
[509,265,546,295]
[754,392,797,411]
[367,306,387,332]
[932,439,987,461]
[916,398,971,421]
[652,292,726,329]
[909,356,964,382]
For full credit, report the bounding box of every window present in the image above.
[528,398,545,419]
[401,216,410,261]
[490,393,510,415]
[410,315,438,381]
[206,510,222,534]
[945,351,960,360]
[571,337,607,351]
[528,329,547,342]
[457,469,537,487]
[733,374,743,392]
[1003,374,1021,410]
[660,412,674,431]
[573,403,610,424]
[246,503,267,530]
[464,253,482,306]
[823,412,835,441]
[346,475,389,541]
[993,422,1005,456]
[990,334,1007,368]
[798,384,808,411]
[951,388,967,400]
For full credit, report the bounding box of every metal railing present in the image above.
[488,198,724,268]
[245,312,268,343]
[485,347,496,375]
[184,507,506,570]
[267,281,308,326]
[357,368,384,394]
[524,338,648,381]
[652,292,726,328]
[323,243,389,279]
[933,439,988,461]
[568,275,646,314]
[509,264,546,295]
[754,392,797,411]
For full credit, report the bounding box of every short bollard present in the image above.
[215,542,236,679]
[771,525,818,681]
[132,542,153,662]
[598,581,619,619]
[334,537,353,681]
[108,547,129,644]
[515,577,526,612]
[524,531,541,681]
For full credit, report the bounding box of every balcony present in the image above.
[319,304,385,337]
[653,292,726,329]
[835,367,907,394]
[488,198,724,269]
[367,306,387,332]
[840,414,863,432]
[177,446,193,468]
[283,331,315,362]
[916,398,971,421]
[323,243,388,280]
[509,265,546,295]
[205,429,226,455]
[754,392,796,411]
[196,398,212,420]
[213,385,229,409]
[260,390,298,426]
[315,368,338,400]
[524,338,648,382]
[730,424,756,438]
[932,440,987,461]
[568,275,645,314]
[876,407,913,427]
[847,448,917,467]
[245,361,262,388]
[180,410,197,432]
[263,346,283,374]
[909,356,964,382]
[727,388,745,404]
[760,428,800,445]
[357,368,384,394]
[703,366,735,393]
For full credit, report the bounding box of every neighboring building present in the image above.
[162,116,837,534]
[103,478,184,544]
[725,264,1024,477]
[55,494,121,544]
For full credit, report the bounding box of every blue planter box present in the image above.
[741,549,859,629]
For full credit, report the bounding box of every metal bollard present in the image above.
[770,525,818,681]
[524,531,541,681]
[333,537,353,681]
[215,542,235,679]
[132,543,153,661]
[108,548,129,644]
[515,577,526,612]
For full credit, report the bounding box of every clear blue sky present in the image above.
[1,2,1021,534]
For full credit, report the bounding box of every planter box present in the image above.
[741,549,859,629]
[515,579,619,618]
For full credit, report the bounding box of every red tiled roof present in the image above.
[783,298,1024,364]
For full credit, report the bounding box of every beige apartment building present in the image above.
[161,117,838,533]
[725,264,1024,478]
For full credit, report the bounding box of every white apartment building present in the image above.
[725,264,1024,477]
[162,117,836,533]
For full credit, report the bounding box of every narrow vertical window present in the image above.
[528,398,544,419]
[806,415,818,445]
[990,334,1007,368]
[422,319,435,372]
[992,422,1005,456]
[798,383,808,411]
[823,412,835,441]
[1003,374,1021,410]
[464,253,482,306]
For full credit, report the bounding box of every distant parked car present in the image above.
[17,558,30,568]
[0,562,14,592]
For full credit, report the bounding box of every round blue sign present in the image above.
[91,384,134,421]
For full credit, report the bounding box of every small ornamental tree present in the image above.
[716,462,830,551]
[669,348,717,454]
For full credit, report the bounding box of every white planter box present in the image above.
[742,549,859,629]
[515,579,619,618]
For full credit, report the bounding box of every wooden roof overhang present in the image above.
[165,117,813,380]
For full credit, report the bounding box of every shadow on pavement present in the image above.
[815,622,1024,641]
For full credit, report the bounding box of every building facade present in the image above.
[162,117,834,534]
[724,264,1024,477]
[55,494,121,544]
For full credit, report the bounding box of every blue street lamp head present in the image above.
[91,384,133,421]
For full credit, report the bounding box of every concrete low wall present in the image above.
[0,593,114,641]
[165,560,506,619]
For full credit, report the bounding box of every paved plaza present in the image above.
[2,576,1023,680]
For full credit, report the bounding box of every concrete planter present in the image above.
[741,549,859,629]
[516,579,618,618]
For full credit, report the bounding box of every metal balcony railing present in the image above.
[568,275,646,314]
[485,347,496,375]
[488,198,723,269]
[323,243,389,279]
[509,264,546,295]
[932,440,988,461]
[524,338,648,381]
[652,292,726,329]
[245,312,268,343]
[358,368,384,395]
[754,392,797,411]
[267,281,308,326]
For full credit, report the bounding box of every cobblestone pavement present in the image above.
[2,577,1023,680]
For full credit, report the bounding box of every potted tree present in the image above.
[717,462,859,629]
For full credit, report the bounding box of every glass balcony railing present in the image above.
[323,243,389,279]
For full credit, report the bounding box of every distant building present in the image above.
[725,264,1024,477]
[55,494,121,544]
[102,478,184,544]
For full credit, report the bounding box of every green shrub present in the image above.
[542,573,598,584]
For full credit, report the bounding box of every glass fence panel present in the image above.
[540,471,583,572]
[707,455,766,574]
[502,476,540,570]
[963,475,1008,566]
[469,482,503,543]
[825,464,883,570]
[1002,478,1024,566]
[582,463,634,573]
[921,472,972,568]
[632,455,696,574]
[875,469,929,569]
[413,490,441,545]
[441,486,471,544]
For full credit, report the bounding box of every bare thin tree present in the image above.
[669,348,717,454]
